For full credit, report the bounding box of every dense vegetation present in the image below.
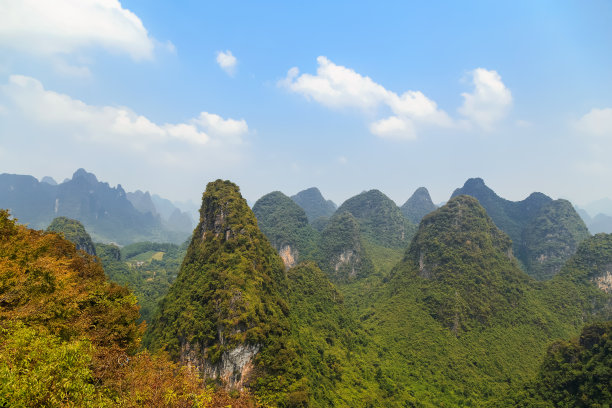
[400,187,437,224]
[521,199,591,280]
[0,209,244,407]
[317,211,375,281]
[253,191,319,267]
[290,187,337,223]
[96,241,186,324]
[47,216,97,256]
[336,189,416,249]
[148,180,308,406]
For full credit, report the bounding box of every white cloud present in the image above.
[216,50,237,75]
[458,68,512,130]
[281,57,510,140]
[0,0,155,61]
[575,108,612,137]
[0,75,248,149]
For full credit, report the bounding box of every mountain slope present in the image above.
[290,187,337,223]
[401,187,437,224]
[148,180,307,406]
[252,191,319,268]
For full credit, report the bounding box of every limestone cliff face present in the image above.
[279,244,298,268]
[149,180,303,397]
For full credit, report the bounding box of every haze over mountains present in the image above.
[0,169,194,245]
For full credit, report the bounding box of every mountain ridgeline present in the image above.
[452,178,590,279]
[0,169,192,245]
[290,187,337,223]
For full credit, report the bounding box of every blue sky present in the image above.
[1,1,611,207]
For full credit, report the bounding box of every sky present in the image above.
[1,0,612,207]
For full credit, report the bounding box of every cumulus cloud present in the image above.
[0,0,155,60]
[575,108,612,137]
[216,50,237,75]
[0,75,248,149]
[281,57,509,140]
[458,68,512,130]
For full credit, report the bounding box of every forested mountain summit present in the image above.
[452,178,589,279]
[148,180,308,406]
[401,186,437,224]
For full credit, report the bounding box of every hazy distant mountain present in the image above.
[588,213,612,234]
[400,186,437,224]
[291,187,337,222]
[451,178,589,279]
[126,190,158,216]
[0,169,188,244]
[41,176,57,186]
[582,197,612,217]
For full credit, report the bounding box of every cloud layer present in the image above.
[576,108,612,137]
[216,50,237,75]
[281,56,512,140]
[1,75,248,149]
[0,0,155,60]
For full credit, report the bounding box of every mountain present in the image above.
[356,195,601,405]
[46,216,96,256]
[252,191,319,268]
[40,176,57,185]
[520,199,591,280]
[583,197,612,218]
[336,189,416,249]
[148,180,307,405]
[317,211,375,281]
[0,169,188,245]
[126,189,158,216]
[290,187,337,223]
[400,186,437,224]
[451,178,589,279]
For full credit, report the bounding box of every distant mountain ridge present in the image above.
[0,169,191,244]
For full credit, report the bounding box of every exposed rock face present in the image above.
[279,244,298,268]
[594,270,612,293]
[334,249,358,278]
[401,187,437,224]
[181,341,260,390]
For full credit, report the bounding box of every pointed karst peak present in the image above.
[291,187,337,222]
[148,179,306,400]
[463,177,486,188]
[47,216,96,256]
[71,168,98,185]
[401,186,437,224]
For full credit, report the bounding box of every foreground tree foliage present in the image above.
[0,209,254,407]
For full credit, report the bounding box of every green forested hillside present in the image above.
[148,180,308,406]
[253,191,319,267]
[47,216,97,256]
